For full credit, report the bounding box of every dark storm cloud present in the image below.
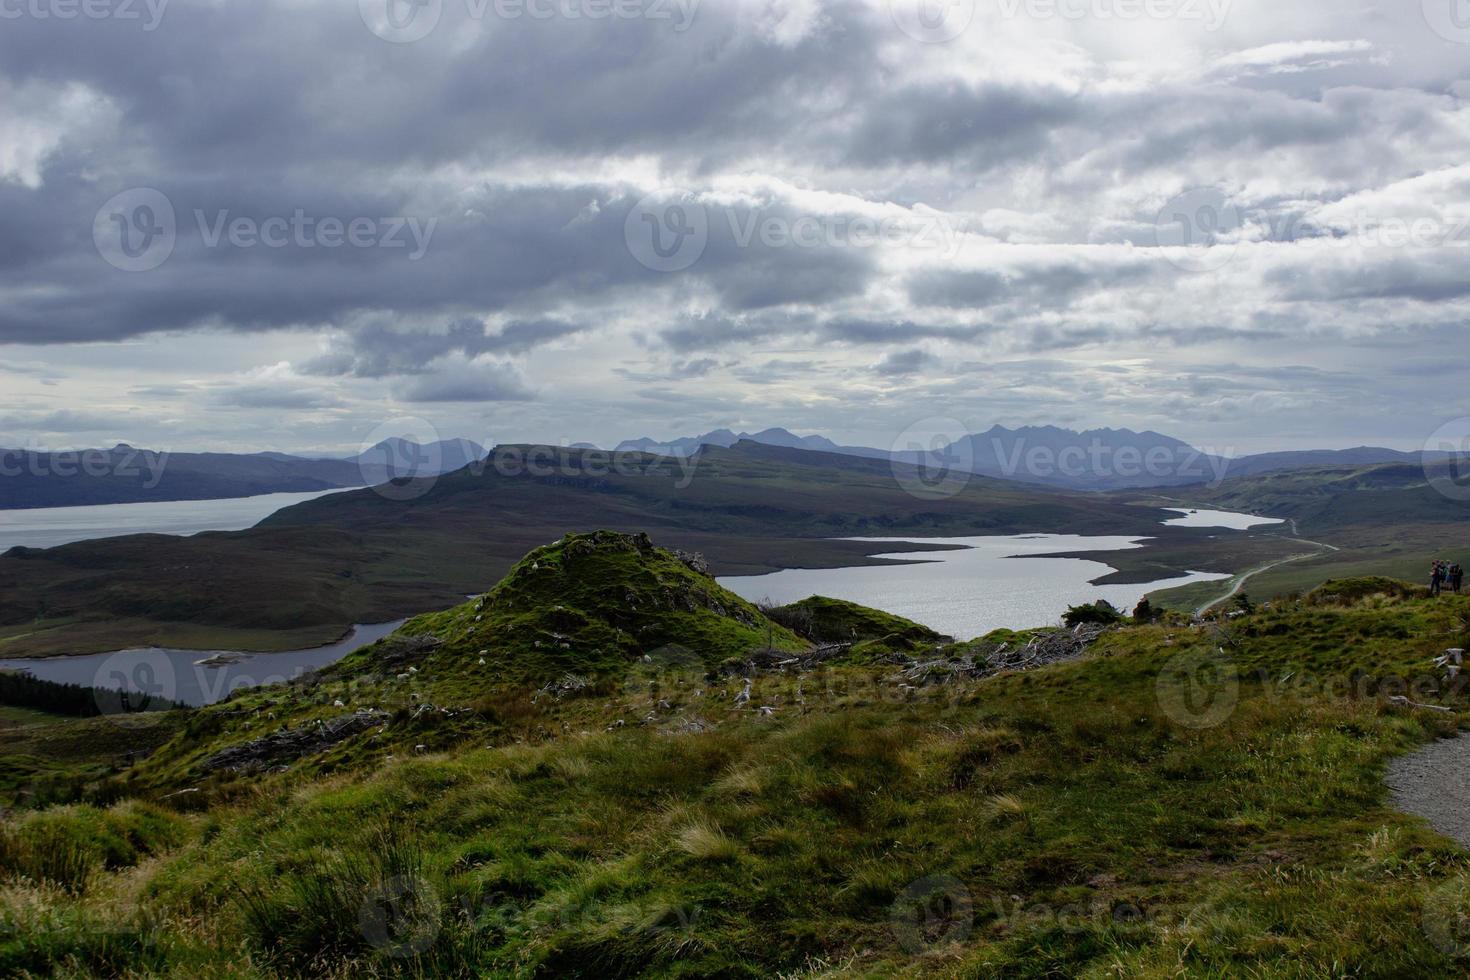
[656,312,815,352]
[0,1,887,174]
[0,0,1103,352]
[906,262,1155,311]
[871,348,934,376]
[304,318,585,378]
[843,82,1080,169]
[1268,254,1470,303]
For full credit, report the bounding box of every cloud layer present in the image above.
[0,0,1467,454]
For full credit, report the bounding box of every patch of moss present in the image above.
[1308,576,1426,603]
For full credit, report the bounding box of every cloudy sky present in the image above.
[1,0,1467,457]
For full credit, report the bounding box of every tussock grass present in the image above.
[674,821,741,862]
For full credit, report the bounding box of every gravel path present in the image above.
[1193,537,1340,617]
[1386,733,1470,847]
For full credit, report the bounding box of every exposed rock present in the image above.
[372,633,444,670]
[194,653,246,668]
[673,550,710,576]
[199,709,389,774]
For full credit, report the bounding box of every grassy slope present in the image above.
[0,712,185,810]
[6,582,1470,976]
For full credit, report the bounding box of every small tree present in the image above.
[1232,592,1255,615]
[1062,600,1124,628]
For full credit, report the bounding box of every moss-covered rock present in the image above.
[768,595,948,652]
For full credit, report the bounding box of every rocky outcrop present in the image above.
[199,709,388,774]
[371,634,443,671]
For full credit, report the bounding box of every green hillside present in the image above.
[1132,461,1470,609]
[5,533,1470,976]
[1182,461,1470,530]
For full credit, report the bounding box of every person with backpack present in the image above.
[1431,560,1443,596]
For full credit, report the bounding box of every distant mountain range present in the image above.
[615,427,853,458]
[0,424,1445,510]
[616,425,1440,491]
[0,439,485,510]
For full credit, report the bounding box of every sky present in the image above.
[0,0,1467,458]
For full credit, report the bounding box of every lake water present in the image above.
[0,620,405,707]
[0,499,1276,700]
[720,533,1233,641]
[1162,508,1285,530]
[0,489,352,552]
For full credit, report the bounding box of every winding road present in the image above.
[1193,520,1341,617]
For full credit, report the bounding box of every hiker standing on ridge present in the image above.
[1453,562,1464,594]
[1431,560,1443,596]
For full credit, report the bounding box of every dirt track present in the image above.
[1387,733,1470,848]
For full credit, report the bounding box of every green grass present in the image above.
[6,579,1470,976]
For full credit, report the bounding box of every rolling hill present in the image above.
[1140,459,1470,604]
[0,442,1206,656]
[0,439,485,511]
